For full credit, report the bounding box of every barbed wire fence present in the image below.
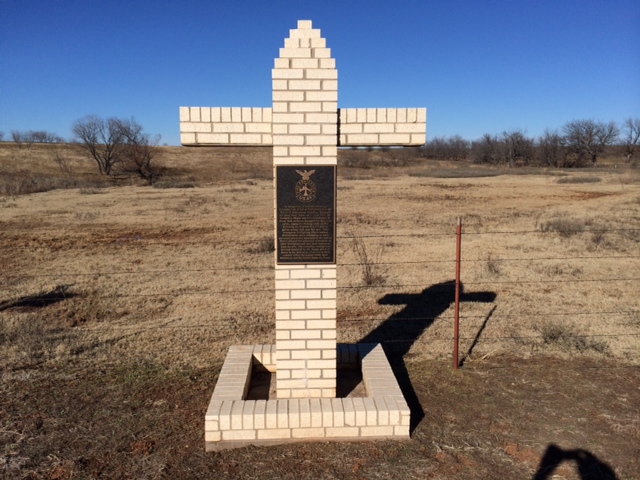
[2,226,640,362]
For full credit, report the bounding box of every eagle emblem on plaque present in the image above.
[295,169,316,202]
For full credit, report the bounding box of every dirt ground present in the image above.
[1,145,639,479]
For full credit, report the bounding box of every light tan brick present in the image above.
[346,133,379,145]
[196,133,229,144]
[305,90,338,101]
[310,398,322,427]
[276,279,306,289]
[242,400,255,429]
[279,47,312,59]
[205,430,221,442]
[219,401,232,430]
[322,349,337,360]
[379,134,411,145]
[319,58,335,69]
[291,58,319,69]
[277,135,305,145]
[305,113,336,123]
[364,123,394,133]
[272,68,304,79]
[331,398,344,427]
[290,329,322,340]
[291,427,325,439]
[289,269,321,279]
[306,299,336,310]
[253,400,266,429]
[205,419,219,431]
[272,112,304,124]
[244,122,271,133]
[306,279,336,289]
[307,358,335,369]
[360,425,395,437]
[289,124,321,134]
[326,426,359,437]
[229,133,262,144]
[277,400,289,428]
[299,399,311,427]
[181,122,211,133]
[265,400,278,429]
[289,102,323,112]
[289,146,321,156]
[257,428,292,440]
[275,349,290,360]
[321,398,333,427]
[277,359,306,370]
[290,309,322,320]
[275,299,306,310]
[275,319,306,329]
[306,319,335,329]
[312,47,331,59]
[212,123,244,133]
[180,133,196,144]
[395,123,425,133]
[200,107,211,122]
[342,398,356,426]
[352,398,367,426]
[231,402,244,429]
[275,290,290,300]
[305,135,337,145]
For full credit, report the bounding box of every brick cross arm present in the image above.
[179,106,427,147]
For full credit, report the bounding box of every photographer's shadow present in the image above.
[358,280,496,432]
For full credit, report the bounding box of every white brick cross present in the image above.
[180,20,427,399]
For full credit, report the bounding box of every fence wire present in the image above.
[2,226,639,345]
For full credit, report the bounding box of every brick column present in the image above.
[272,20,338,399]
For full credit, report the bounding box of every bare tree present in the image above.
[562,119,619,166]
[0,131,4,142]
[537,129,570,167]
[72,116,159,180]
[115,118,161,183]
[11,130,25,148]
[422,135,470,161]
[28,130,65,143]
[471,134,502,164]
[72,116,127,175]
[621,117,640,163]
[501,129,534,166]
[447,135,470,160]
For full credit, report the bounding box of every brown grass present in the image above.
[1,143,640,478]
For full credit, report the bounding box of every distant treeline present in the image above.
[419,118,640,167]
[2,117,639,167]
[0,129,66,146]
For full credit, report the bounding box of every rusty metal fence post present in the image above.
[454,217,462,370]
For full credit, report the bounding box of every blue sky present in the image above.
[1,0,638,146]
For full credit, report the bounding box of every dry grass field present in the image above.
[1,143,639,479]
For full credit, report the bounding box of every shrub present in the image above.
[556,176,602,184]
[248,236,275,254]
[537,320,610,354]
[349,233,386,286]
[539,217,585,237]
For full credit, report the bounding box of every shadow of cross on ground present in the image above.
[358,280,496,431]
[0,285,75,312]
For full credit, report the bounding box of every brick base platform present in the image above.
[205,343,410,451]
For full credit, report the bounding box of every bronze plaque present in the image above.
[276,166,336,264]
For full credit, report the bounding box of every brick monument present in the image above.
[180,20,426,450]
